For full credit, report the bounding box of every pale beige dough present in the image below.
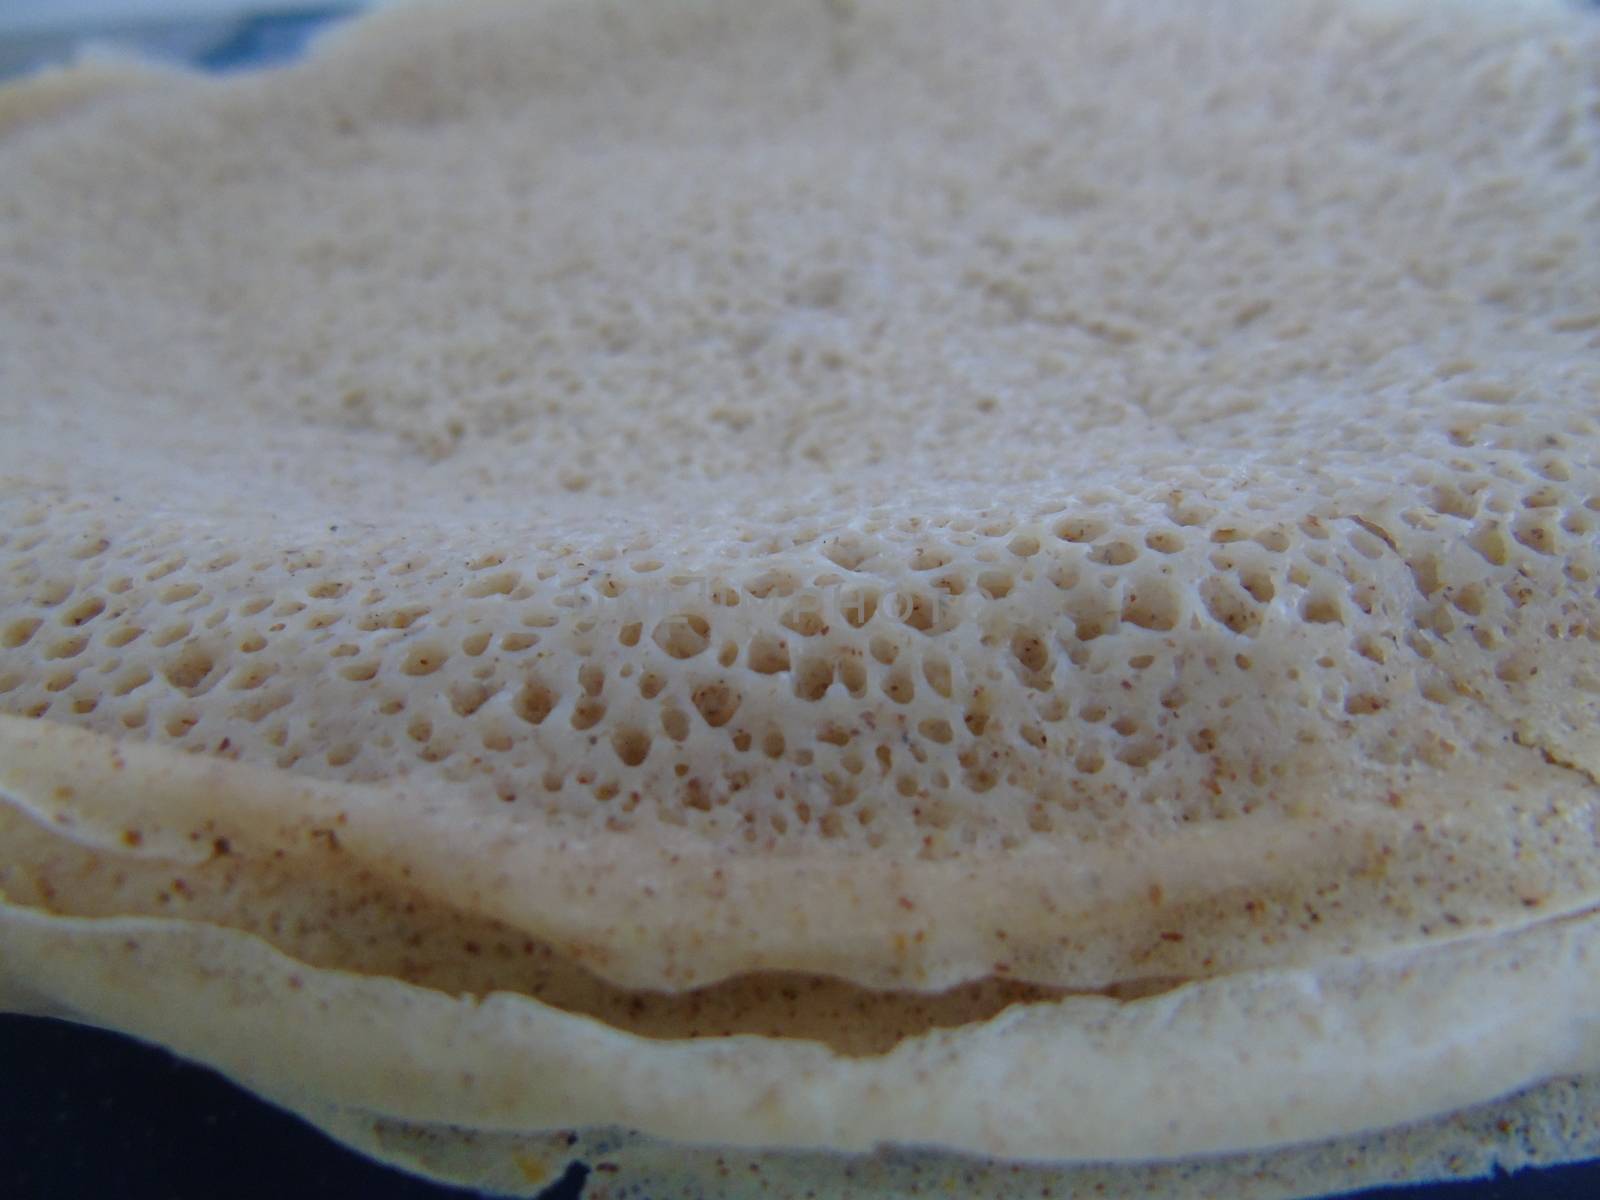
[1,0,1597,1195]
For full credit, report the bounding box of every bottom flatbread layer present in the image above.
[300,1076,1600,1200]
[2,894,1597,1182]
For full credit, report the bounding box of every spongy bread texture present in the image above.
[2,0,1599,993]
[0,0,1599,1179]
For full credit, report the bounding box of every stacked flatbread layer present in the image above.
[1,0,1597,1196]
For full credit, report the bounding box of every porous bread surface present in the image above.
[4,0,1600,1187]
[3,0,1600,995]
[1,0,1599,993]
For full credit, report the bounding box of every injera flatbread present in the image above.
[0,0,1597,1196]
